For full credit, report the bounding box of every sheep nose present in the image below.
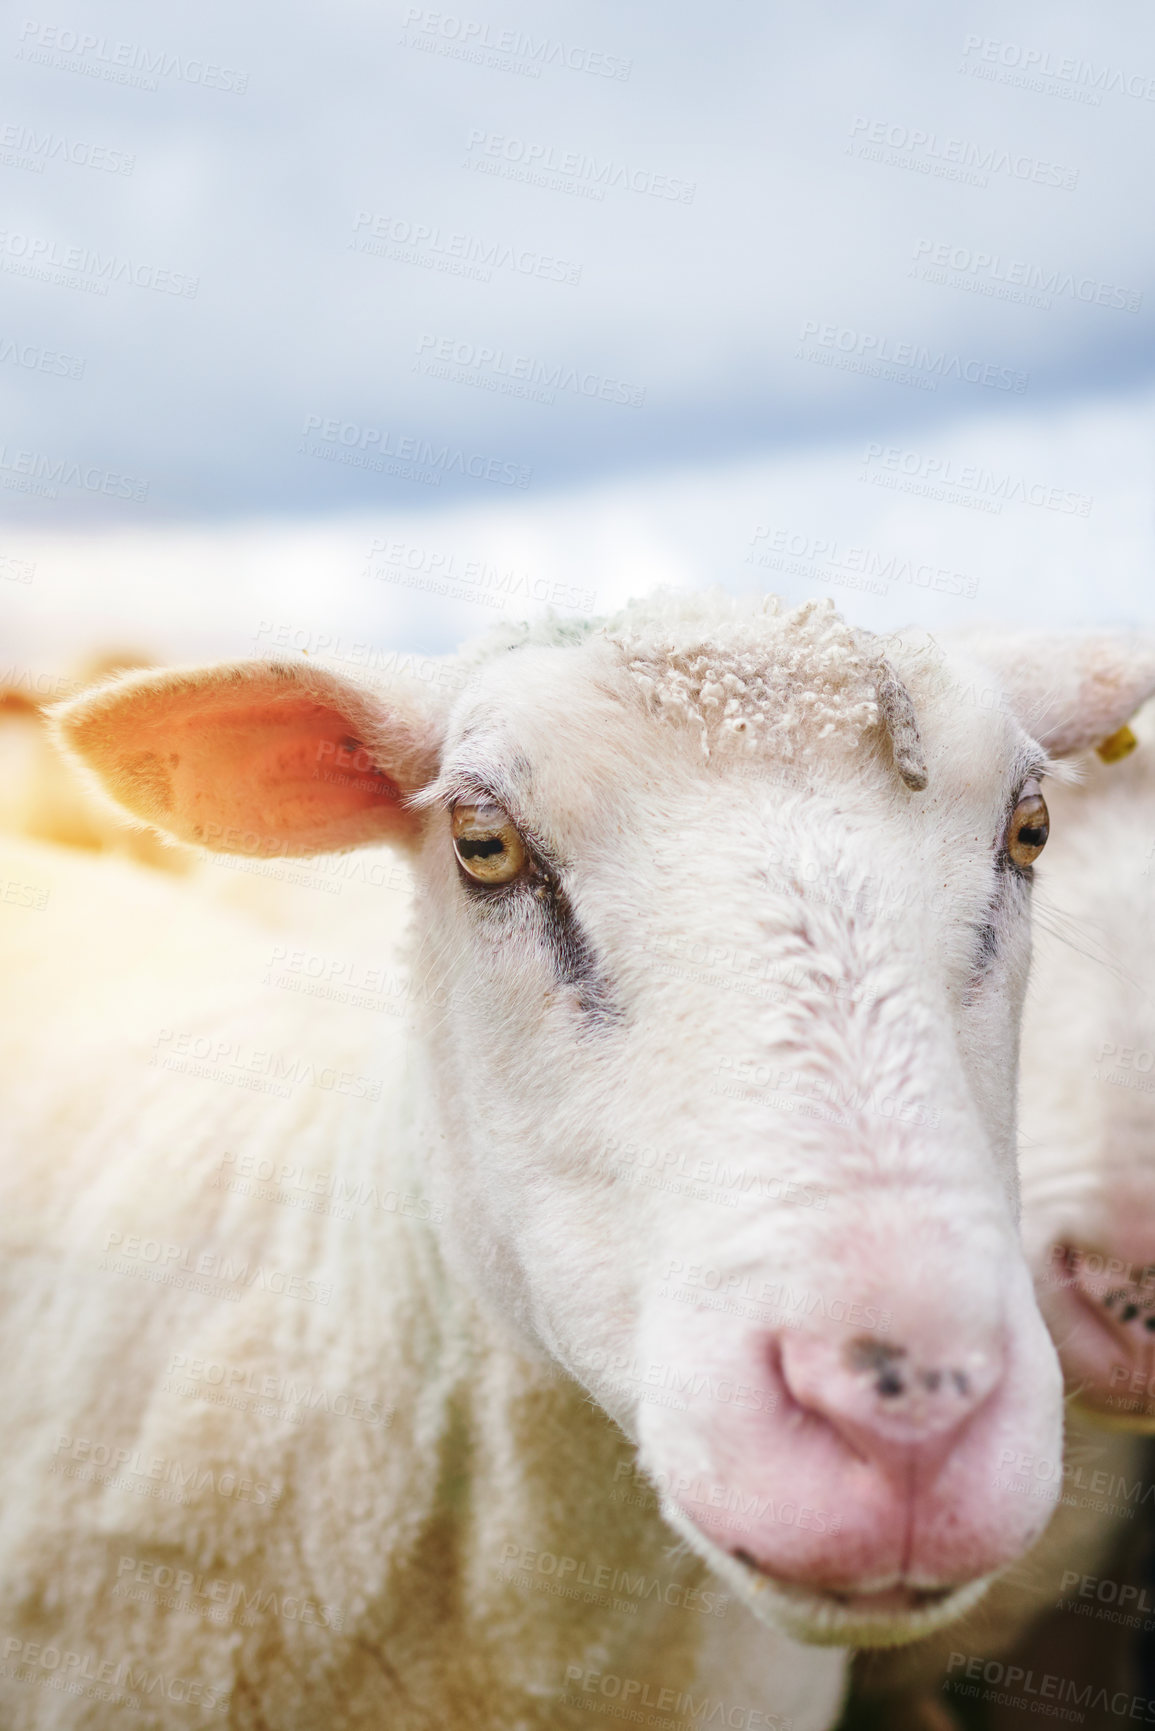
[778,1330,1004,1469]
[1093,1283,1155,1345]
[1066,1248,1155,1346]
[1039,1244,1155,1422]
[638,1254,1062,1593]
[1059,1246,1155,1350]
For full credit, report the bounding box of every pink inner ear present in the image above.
[160,699,412,856]
[108,693,418,857]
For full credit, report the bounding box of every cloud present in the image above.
[5,386,1154,682]
[2,0,1154,518]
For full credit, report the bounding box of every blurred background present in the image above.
[3,13,1155,1728]
[3,0,1155,684]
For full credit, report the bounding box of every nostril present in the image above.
[842,1338,976,1411]
[779,1330,1002,1466]
[1063,1249,1155,1356]
[845,1337,908,1395]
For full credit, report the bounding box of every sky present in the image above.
[3,0,1155,659]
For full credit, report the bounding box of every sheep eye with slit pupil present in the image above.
[451,802,528,885]
[1007,790,1049,869]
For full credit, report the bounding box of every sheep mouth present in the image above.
[813,1583,956,1614]
[727,1552,985,1642]
[733,1553,954,1615]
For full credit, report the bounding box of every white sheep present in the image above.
[1,594,1152,1729]
[847,657,1155,1724]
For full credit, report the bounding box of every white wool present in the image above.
[605,594,881,762]
[0,835,848,1731]
[6,606,1155,1727]
[465,591,886,763]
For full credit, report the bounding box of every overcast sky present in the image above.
[4,0,1155,523]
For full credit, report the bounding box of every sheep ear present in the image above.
[51,659,445,857]
[950,631,1155,758]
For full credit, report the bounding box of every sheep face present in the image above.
[410,624,1060,1648]
[1018,701,1155,1434]
[54,597,1155,1648]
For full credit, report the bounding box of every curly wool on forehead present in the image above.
[604,593,884,764]
[463,590,930,784]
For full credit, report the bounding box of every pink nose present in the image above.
[1054,1244,1155,1418]
[778,1331,1004,1475]
[637,1260,1063,1600]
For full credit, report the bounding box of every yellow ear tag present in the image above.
[1096,724,1139,763]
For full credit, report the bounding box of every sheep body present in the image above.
[6,599,1155,1726]
[0,833,847,1730]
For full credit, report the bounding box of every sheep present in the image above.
[1,592,1153,1730]
[846,666,1155,1726]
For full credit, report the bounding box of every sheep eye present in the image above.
[1007,780,1049,870]
[451,802,528,885]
